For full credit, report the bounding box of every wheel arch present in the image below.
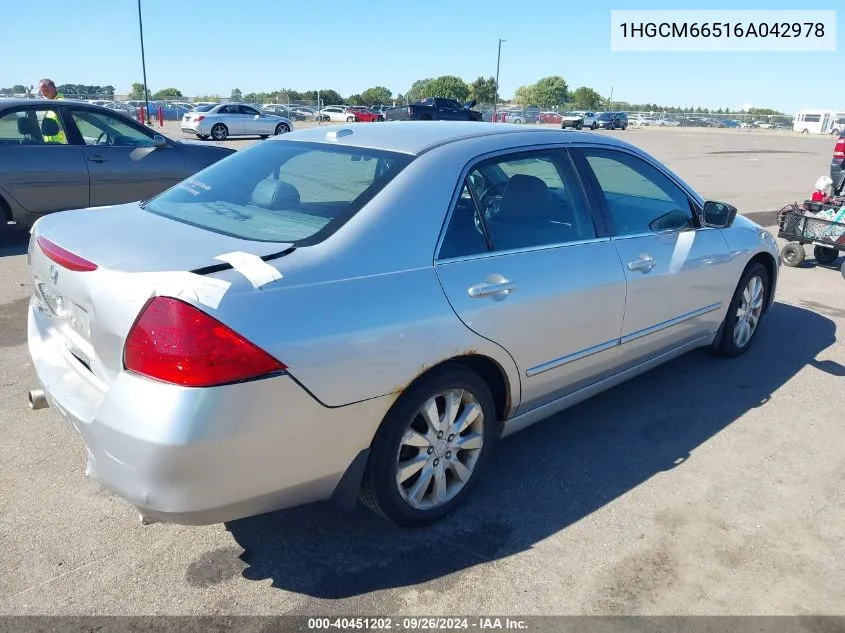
[747,251,778,312]
[386,353,514,426]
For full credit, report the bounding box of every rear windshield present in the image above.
[143,140,414,244]
[194,104,216,112]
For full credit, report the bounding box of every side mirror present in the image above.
[701,200,737,228]
[152,134,168,148]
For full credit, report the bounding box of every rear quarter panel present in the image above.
[209,264,521,409]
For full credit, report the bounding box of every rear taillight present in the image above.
[195,115,205,122]
[37,236,98,272]
[123,296,286,387]
[834,138,844,159]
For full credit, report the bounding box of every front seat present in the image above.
[16,117,34,143]
[491,174,557,250]
[40,118,62,144]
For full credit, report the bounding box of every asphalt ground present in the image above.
[0,126,842,618]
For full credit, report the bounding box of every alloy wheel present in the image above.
[734,275,765,347]
[394,389,484,510]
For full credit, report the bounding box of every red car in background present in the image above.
[348,106,384,122]
[539,111,563,124]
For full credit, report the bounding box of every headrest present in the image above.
[17,117,33,136]
[498,174,551,223]
[251,178,301,209]
[41,118,60,136]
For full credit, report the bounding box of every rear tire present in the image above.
[210,124,228,141]
[360,366,501,526]
[813,245,839,265]
[196,134,209,140]
[274,123,290,135]
[347,116,355,122]
[714,262,769,358]
[575,122,583,130]
[780,242,805,267]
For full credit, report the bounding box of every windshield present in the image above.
[598,113,613,120]
[143,140,414,244]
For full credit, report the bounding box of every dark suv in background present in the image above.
[596,112,628,130]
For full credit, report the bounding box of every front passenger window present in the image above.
[582,149,695,235]
[70,110,156,147]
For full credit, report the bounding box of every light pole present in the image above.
[138,0,151,124]
[493,38,506,122]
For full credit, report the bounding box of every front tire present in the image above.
[274,123,290,135]
[813,245,839,265]
[780,242,805,267]
[360,366,501,526]
[210,124,228,141]
[347,116,355,122]
[714,262,770,358]
[196,134,209,140]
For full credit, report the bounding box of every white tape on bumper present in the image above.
[214,251,283,289]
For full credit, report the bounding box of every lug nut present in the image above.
[427,447,434,455]
[448,434,454,441]
[437,431,443,439]
[446,451,452,458]
[433,458,440,466]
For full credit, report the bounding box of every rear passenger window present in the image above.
[439,183,489,259]
[438,149,597,258]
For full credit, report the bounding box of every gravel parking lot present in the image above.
[0,126,843,617]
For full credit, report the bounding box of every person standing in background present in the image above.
[37,78,66,143]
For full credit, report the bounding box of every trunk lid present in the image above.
[29,203,291,388]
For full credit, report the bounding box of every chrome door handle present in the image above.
[468,278,516,299]
[627,255,656,272]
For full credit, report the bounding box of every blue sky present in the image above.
[1,0,840,112]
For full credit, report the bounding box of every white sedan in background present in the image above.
[181,103,293,140]
[318,105,356,123]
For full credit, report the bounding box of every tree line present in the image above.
[2,78,783,115]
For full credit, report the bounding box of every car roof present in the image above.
[274,121,635,156]
[0,98,121,113]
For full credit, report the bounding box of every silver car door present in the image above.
[238,105,264,134]
[67,107,187,206]
[0,106,89,214]
[220,105,244,135]
[434,148,627,413]
[573,146,734,373]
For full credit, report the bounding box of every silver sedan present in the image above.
[26,122,780,527]
[180,102,293,140]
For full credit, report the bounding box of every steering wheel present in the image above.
[95,132,111,146]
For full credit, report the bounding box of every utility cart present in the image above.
[777,199,845,279]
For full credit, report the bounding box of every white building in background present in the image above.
[793,109,845,135]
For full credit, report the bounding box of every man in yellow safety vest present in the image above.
[37,78,66,143]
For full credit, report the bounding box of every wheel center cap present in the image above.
[434,439,448,458]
